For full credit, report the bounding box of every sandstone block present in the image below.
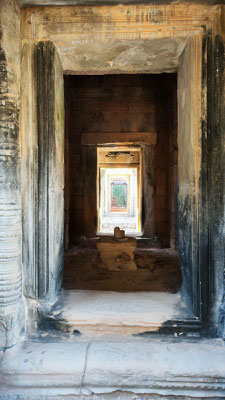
[97,236,137,271]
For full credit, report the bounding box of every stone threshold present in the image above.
[0,337,225,399]
[37,289,196,336]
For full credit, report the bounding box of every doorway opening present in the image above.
[63,73,181,293]
[97,146,142,235]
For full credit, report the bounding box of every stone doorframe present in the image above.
[21,42,65,303]
[0,4,224,348]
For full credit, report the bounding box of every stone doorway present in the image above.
[20,33,204,337]
[63,73,182,294]
[1,5,225,396]
[97,147,142,235]
[17,5,222,342]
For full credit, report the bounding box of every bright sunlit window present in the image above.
[97,147,142,235]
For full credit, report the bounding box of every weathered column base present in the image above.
[0,301,25,349]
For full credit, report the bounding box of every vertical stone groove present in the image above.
[36,42,54,298]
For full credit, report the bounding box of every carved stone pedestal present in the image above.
[96,236,137,271]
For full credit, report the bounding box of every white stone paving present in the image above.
[49,289,194,333]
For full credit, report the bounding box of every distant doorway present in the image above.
[97,147,142,235]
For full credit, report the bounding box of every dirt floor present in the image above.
[63,247,182,293]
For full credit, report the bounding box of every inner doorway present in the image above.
[97,146,142,235]
[63,73,181,293]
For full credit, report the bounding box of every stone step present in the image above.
[1,338,225,398]
[36,289,195,338]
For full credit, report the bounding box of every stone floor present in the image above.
[36,289,194,337]
[1,247,224,399]
[63,246,182,293]
[4,246,223,399]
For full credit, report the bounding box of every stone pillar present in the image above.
[142,145,155,238]
[178,36,203,316]
[210,33,225,335]
[84,147,97,237]
[0,0,24,348]
[21,41,64,305]
[35,41,65,303]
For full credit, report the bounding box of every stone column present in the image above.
[35,41,65,303]
[21,41,64,305]
[84,147,97,237]
[142,145,155,238]
[210,32,225,335]
[178,35,203,316]
[0,0,24,348]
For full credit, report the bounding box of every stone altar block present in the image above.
[97,236,137,271]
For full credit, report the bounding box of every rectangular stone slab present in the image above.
[0,341,88,396]
[1,338,225,398]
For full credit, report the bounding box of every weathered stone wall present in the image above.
[0,0,24,347]
[178,36,202,315]
[177,22,225,331]
[210,29,225,335]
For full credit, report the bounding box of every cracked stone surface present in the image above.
[1,338,225,398]
[0,341,88,396]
